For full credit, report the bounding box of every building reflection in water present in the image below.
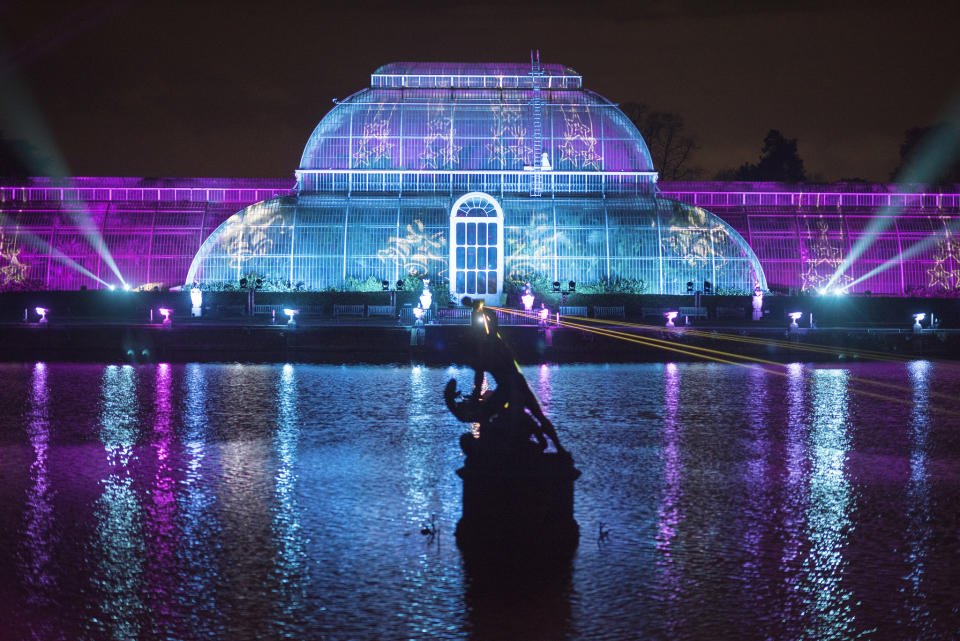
[904,360,933,637]
[20,362,58,640]
[178,363,221,636]
[270,363,308,629]
[655,362,685,629]
[145,364,178,627]
[92,364,145,641]
[799,368,856,639]
[741,365,771,606]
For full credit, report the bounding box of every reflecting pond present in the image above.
[1,361,958,640]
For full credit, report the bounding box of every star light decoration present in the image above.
[486,104,532,169]
[353,105,395,167]
[419,105,462,169]
[926,218,959,293]
[557,106,601,170]
[799,217,852,292]
[0,232,28,286]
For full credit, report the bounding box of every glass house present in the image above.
[186,59,767,300]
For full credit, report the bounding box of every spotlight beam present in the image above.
[827,96,960,291]
[0,213,109,286]
[846,215,960,290]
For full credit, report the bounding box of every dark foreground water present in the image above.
[1,361,959,641]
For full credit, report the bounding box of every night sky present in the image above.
[1,0,958,182]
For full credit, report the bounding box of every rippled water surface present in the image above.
[1,361,959,640]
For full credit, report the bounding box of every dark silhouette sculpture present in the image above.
[446,299,580,560]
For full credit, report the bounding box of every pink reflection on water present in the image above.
[21,362,58,639]
[655,362,684,613]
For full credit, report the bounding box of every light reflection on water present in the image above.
[93,364,145,641]
[0,361,959,640]
[800,368,857,640]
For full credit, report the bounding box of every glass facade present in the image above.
[2,179,958,296]
[2,63,957,297]
[187,60,766,299]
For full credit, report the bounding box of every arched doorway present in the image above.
[449,192,504,305]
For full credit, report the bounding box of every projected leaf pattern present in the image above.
[419,105,461,169]
[800,218,852,291]
[376,219,447,278]
[219,203,288,269]
[505,211,564,278]
[663,206,728,269]
[558,106,601,170]
[486,105,532,169]
[353,105,395,168]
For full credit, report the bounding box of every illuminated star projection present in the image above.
[800,217,852,292]
[557,106,601,170]
[0,232,28,286]
[486,104,532,169]
[419,105,461,169]
[352,105,395,168]
[926,220,959,292]
[376,219,447,278]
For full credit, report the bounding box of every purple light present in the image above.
[665,310,678,327]
[34,307,48,322]
[789,312,803,321]
[158,308,171,323]
[539,306,549,321]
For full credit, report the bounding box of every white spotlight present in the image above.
[158,308,172,324]
[35,307,48,323]
[284,308,299,325]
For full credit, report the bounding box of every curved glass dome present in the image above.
[299,62,655,174]
[185,193,766,295]
[187,59,765,297]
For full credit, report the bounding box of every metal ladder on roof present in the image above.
[530,50,544,197]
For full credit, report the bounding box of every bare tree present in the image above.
[621,102,701,180]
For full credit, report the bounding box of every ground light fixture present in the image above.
[35,307,48,323]
[665,310,678,327]
[539,305,549,322]
[521,284,534,312]
[789,311,802,329]
[190,287,202,317]
[158,308,172,324]
[419,280,432,320]
[284,308,299,325]
[913,313,925,333]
